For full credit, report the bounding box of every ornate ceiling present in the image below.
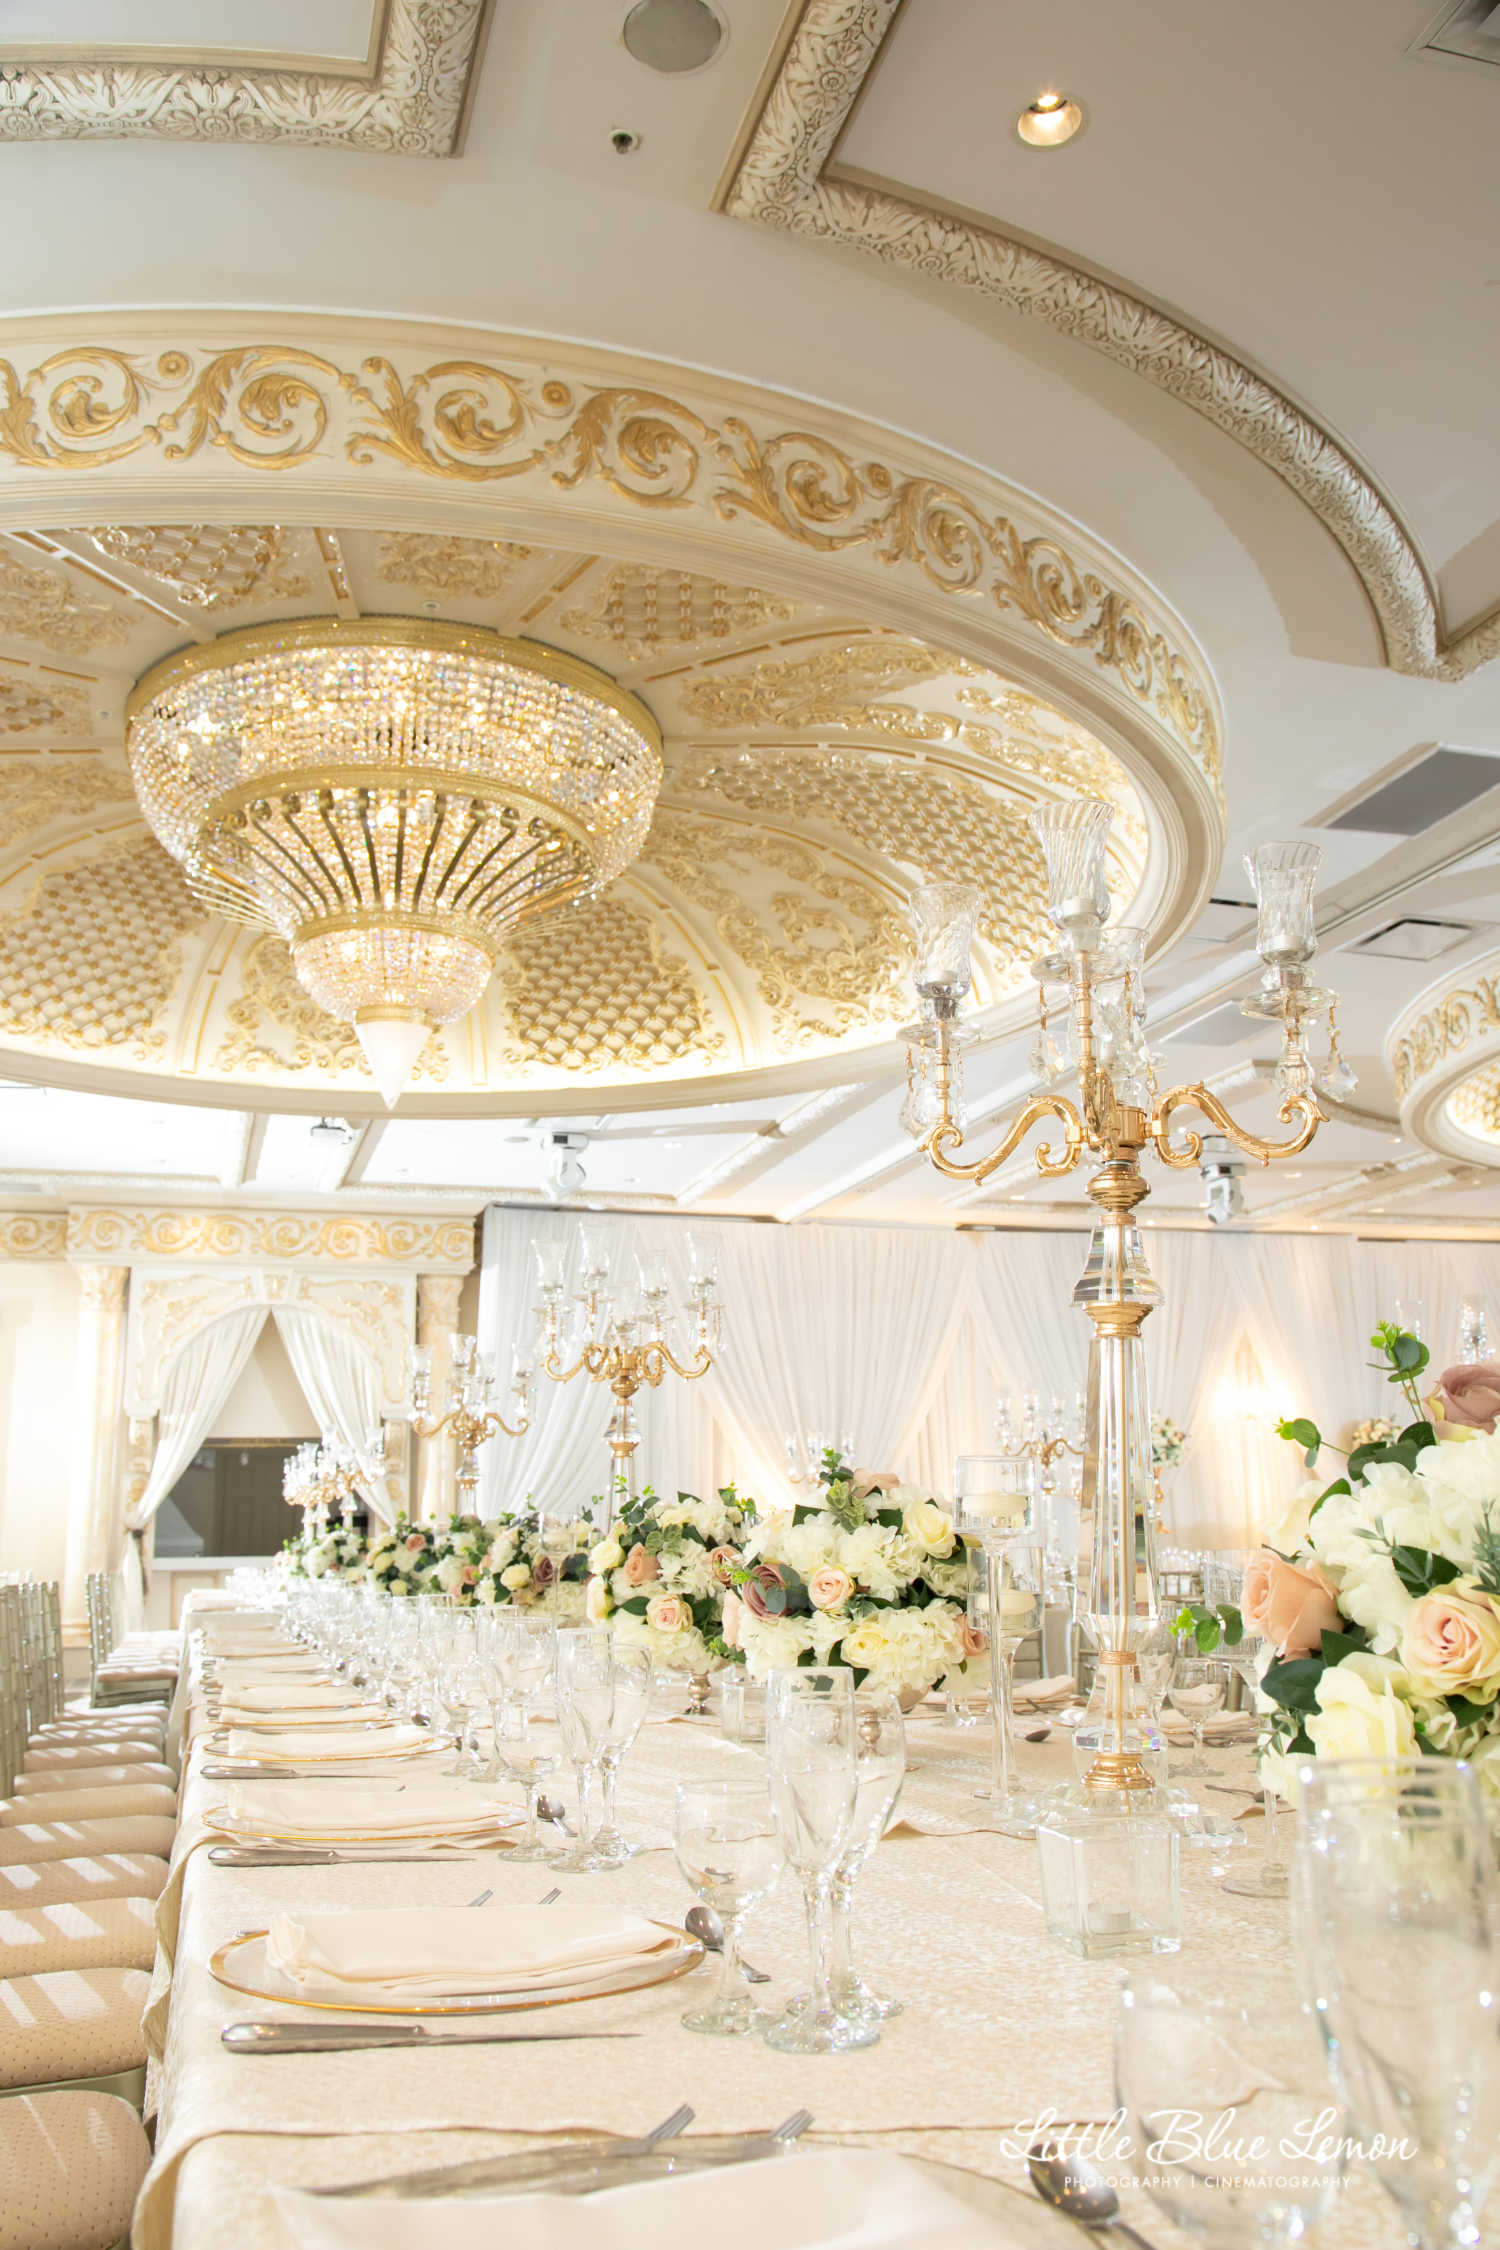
[1390,953,1500,1171]
[0,519,1153,1111]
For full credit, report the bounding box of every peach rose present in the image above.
[1242,1547,1341,1659]
[959,1617,990,1662]
[646,1591,688,1634]
[621,1542,658,1587]
[404,1532,426,1552]
[852,1468,899,1499]
[808,1564,854,1612]
[1426,1361,1500,1438]
[720,1588,743,1650]
[1400,1579,1500,1703]
[707,1545,742,1585]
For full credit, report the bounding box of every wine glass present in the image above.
[1134,1627,1176,1729]
[1296,1758,1500,2249]
[578,1643,652,1872]
[674,1777,783,2036]
[763,1667,871,2054]
[1167,1655,1226,1776]
[1118,1971,1344,2245]
[554,1626,614,1852]
[432,1600,485,1776]
[829,1687,906,2027]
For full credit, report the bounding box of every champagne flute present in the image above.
[1167,1655,1225,1776]
[674,1777,783,2036]
[554,1626,614,1857]
[829,1687,906,2027]
[763,1667,871,2054]
[577,1643,652,1872]
[966,1533,1045,1833]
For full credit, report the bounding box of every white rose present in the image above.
[499,1562,531,1591]
[589,1537,623,1576]
[1306,1652,1417,1763]
[1264,1477,1322,1556]
[585,1575,611,1623]
[902,1499,956,1559]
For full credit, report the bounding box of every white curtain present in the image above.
[272,1306,395,1524]
[125,1306,267,1534]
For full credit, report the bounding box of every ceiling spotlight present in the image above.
[1198,1132,1247,1226]
[1016,90,1084,148]
[544,1130,590,1202]
[622,0,725,74]
[309,1116,356,1145]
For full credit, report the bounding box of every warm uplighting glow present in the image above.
[1016,90,1084,147]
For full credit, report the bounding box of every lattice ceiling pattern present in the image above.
[0,521,1154,1106]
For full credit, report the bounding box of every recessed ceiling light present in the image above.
[1016,90,1084,148]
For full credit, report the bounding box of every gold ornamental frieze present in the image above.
[1389,952,1500,1166]
[64,1208,477,1270]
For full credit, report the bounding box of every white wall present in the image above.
[0,1260,79,1580]
[208,1319,318,1443]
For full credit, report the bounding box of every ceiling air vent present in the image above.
[1347,916,1481,962]
[1410,1,1500,69]
[1326,746,1500,835]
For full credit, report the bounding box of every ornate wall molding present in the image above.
[0,1,487,159]
[0,324,1222,798]
[0,1212,67,1257]
[719,0,1495,685]
[65,1208,476,1269]
[123,1267,417,1422]
[1389,953,1500,1167]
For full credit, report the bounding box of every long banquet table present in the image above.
[136,1616,1402,2250]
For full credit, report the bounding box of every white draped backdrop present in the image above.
[476,1208,1500,1547]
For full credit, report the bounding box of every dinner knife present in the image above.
[223,2020,642,2053]
[207,1846,483,1867]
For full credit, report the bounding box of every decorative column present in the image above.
[63,1265,129,1627]
[414,1274,463,1524]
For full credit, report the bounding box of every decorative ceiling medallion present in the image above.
[719,0,1496,684]
[679,636,949,727]
[125,617,664,1102]
[0,674,90,735]
[0,548,128,654]
[560,566,800,661]
[0,0,487,159]
[1389,951,1500,1165]
[0,333,1221,793]
[85,524,309,609]
[0,760,137,849]
[375,533,537,598]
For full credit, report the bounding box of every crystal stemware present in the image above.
[1167,1655,1226,1776]
[554,1625,614,1853]
[1295,1757,1500,2249]
[580,1643,652,1872]
[674,1777,783,2036]
[967,1533,1045,1834]
[763,1667,872,2054]
[1118,1971,1344,2245]
[828,1687,906,2027]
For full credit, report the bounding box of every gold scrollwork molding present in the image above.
[1389,953,1500,1166]
[719,0,1496,685]
[0,1212,66,1258]
[65,1207,477,1269]
[0,1,487,160]
[0,326,1221,797]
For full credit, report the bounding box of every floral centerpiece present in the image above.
[472,1511,591,1617]
[724,1453,978,1701]
[1150,1413,1187,1470]
[588,1486,753,1675]
[1238,1322,1500,1799]
[363,1515,441,1597]
[281,1520,366,1580]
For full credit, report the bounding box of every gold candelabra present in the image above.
[283,1434,378,1537]
[903,808,1349,1800]
[532,1229,724,1525]
[408,1331,532,1517]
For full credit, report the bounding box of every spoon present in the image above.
[537,1794,575,1836]
[1027,2144,1157,2250]
[684,1904,771,1984]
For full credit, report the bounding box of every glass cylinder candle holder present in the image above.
[1037,1811,1180,1958]
[719,1667,767,1744]
[1030,799,1114,948]
[1245,839,1321,967]
[954,1455,1036,1540]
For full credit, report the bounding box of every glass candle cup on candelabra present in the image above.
[674,1776,784,2037]
[763,1667,872,2055]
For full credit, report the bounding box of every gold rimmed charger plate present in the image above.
[208,1920,703,2016]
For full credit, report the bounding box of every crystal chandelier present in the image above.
[126,618,663,1102]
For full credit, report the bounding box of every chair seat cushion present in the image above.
[23,1742,164,1773]
[0,1818,177,1867]
[0,1897,156,1975]
[37,1713,166,1737]
[1,1785,175,1827]
[0,1967,150,2089]
[0,2090,150,2250]
[0,1855,167,1910]
[60,1701,169,1726]
[14,1764,174,1798]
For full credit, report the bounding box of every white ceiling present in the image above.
[0,0,1496,1239]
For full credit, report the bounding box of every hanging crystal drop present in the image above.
[1276,1033,1311,1099]
[1318,1046,1359,1102]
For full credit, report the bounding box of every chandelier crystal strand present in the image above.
[902,798,1341,1804]
[125,618,663,1103]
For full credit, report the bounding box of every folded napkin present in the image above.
[1162,1711,1256,1743]
[221,1780,515,1839]
[270,2150,1018,2250]
[223,1723,429,1762]
[221,1682,365,1711]
[1012,1674,1076,1710]
[221,1702,388,1729]
[265,1901,670,1999]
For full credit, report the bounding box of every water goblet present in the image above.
[1167,1655,1226,1775]
[1118,1972,1344,2246]
[674,1777,783,2035]
[763,1667,872,2054]
[829,1687,906,2027]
